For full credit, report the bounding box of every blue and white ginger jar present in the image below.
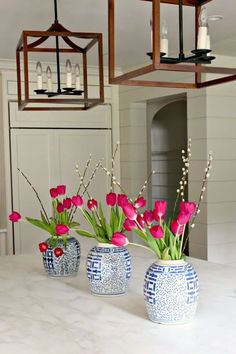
[87,243,132,296]
[144,259,199,324]
[43,237,80,277]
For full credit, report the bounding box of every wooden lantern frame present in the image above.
[108,0,236,89]
[16,2,104,111]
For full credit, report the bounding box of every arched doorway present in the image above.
[151,99,187,218]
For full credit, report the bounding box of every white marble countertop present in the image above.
[0,243,235,354]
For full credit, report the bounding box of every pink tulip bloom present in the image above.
[57,185,66,195]
[87,198,98,211]
[177,212,191,225]
[63,198,72,210]
[9,211,21,222]
[50,188,58,199]
[143,210,154,225]
[137,215,145,230]
[111,232,128,247]
[179,201,196,216]
[123,218,136,231]
[55,224,69,235]
[106,192,117,207]
[72,195,83,208]
[153,200,167,221]
[150,225,164,239]
[123,203,137,221]
[134,196,146,209]
[170,220,184,236]
[117,194,128,208]
[57,203,64,213]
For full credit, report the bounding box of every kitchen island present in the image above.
[0,244,235,354]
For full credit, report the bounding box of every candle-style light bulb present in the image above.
[161,21,168,56]
[197,6,208,50]
[206,25,211,50]
[46,66,53,92]
[75,64,81,90]
[36,61,43,90]
[66,59,72,88]
[150,17,153,51]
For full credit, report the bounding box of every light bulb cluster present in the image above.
[36,60,81,93]
[150,6,212,58]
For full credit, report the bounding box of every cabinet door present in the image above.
[11,128,112,254]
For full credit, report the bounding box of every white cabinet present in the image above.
[11,128,112,254]
[0,70,119,256]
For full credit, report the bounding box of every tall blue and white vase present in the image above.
[43,237,80,277]
[144,259,199,324]
[87,243,132,296]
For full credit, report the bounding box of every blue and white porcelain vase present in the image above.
[87,243,132,296]
[144,259,199,324]
[43,237,80,277]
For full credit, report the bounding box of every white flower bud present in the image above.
[191,224,195,228]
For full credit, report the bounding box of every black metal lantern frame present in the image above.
[16,0,104,111]
[108,0,236,89]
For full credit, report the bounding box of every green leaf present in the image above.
[26,217,52,234]
[40,211,49,225]
[162,247,171,260]
[146,231,162,258]
[69,221,81,229]
[105,223,113,240]
[134,228,147,242]
[76,229,95,238]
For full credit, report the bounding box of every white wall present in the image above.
[119,55,236,264]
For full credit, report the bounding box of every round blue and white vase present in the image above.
[144,259,199,324]
[43,237,80,277]
[87,243,132,296]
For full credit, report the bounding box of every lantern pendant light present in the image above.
[108,0,236,89]
[16,0,104,111]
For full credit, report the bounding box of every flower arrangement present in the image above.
[75,144,132,245]
[9,169,82,257]
[108,140,213,260]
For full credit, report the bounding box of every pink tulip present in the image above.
[177,212,191,225]
[179,201,196,216]
[117,194,128,208]
[111,232,128,247]
[87,198,98,211]
[150,225,164,239]
[137,215,145,230]
[39,242,48,253]
[134,196,146,209]
[106,192,117,207]
[55,224,69,235]
[50,188,58,199]
[57,185,66,195]
[153,200,167,221]
[143,210,154,225]
[63,198,72,210]
[57,203,64,213]
[72,195,83,208]
[170,220,184,236]
[123,219,136,231]
[9,211,21,222]
[123,203,137,221]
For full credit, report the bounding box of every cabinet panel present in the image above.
[11,128,112,254]
[11,129,55,254]
[9,101,112,129]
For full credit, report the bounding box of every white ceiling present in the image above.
[0,0,235,68]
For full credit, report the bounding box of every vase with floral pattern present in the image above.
[42,236,80,277]
[87,243,132,296]
[144,259,199,324]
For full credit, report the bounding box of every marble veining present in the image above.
[0,245,235,354]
